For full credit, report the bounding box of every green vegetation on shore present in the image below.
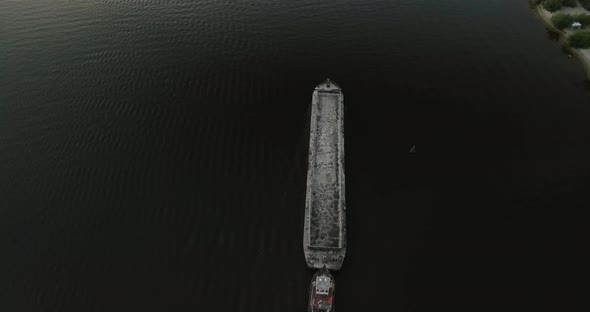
[546,11,590,48]
[541,0,577,12]
[551,13,590,29]
[532,0,590,77]
[580,0,590,10]
[568,30,590,48]
[541,0,590,11]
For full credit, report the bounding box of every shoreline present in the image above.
[533,3,590,79]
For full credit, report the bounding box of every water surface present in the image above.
[2,0,589,310]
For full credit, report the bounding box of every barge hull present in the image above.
[303,79,346,271]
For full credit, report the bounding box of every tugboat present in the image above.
[308,267,335,312]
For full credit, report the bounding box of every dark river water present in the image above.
[2,0,590,310]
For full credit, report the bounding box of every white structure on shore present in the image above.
[303,79,346,271]
[572,22,582,30]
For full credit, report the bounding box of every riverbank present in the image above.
[533,2,590,78]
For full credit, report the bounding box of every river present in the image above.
[1,0,589,310]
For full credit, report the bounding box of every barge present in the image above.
[303,79,346,271]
